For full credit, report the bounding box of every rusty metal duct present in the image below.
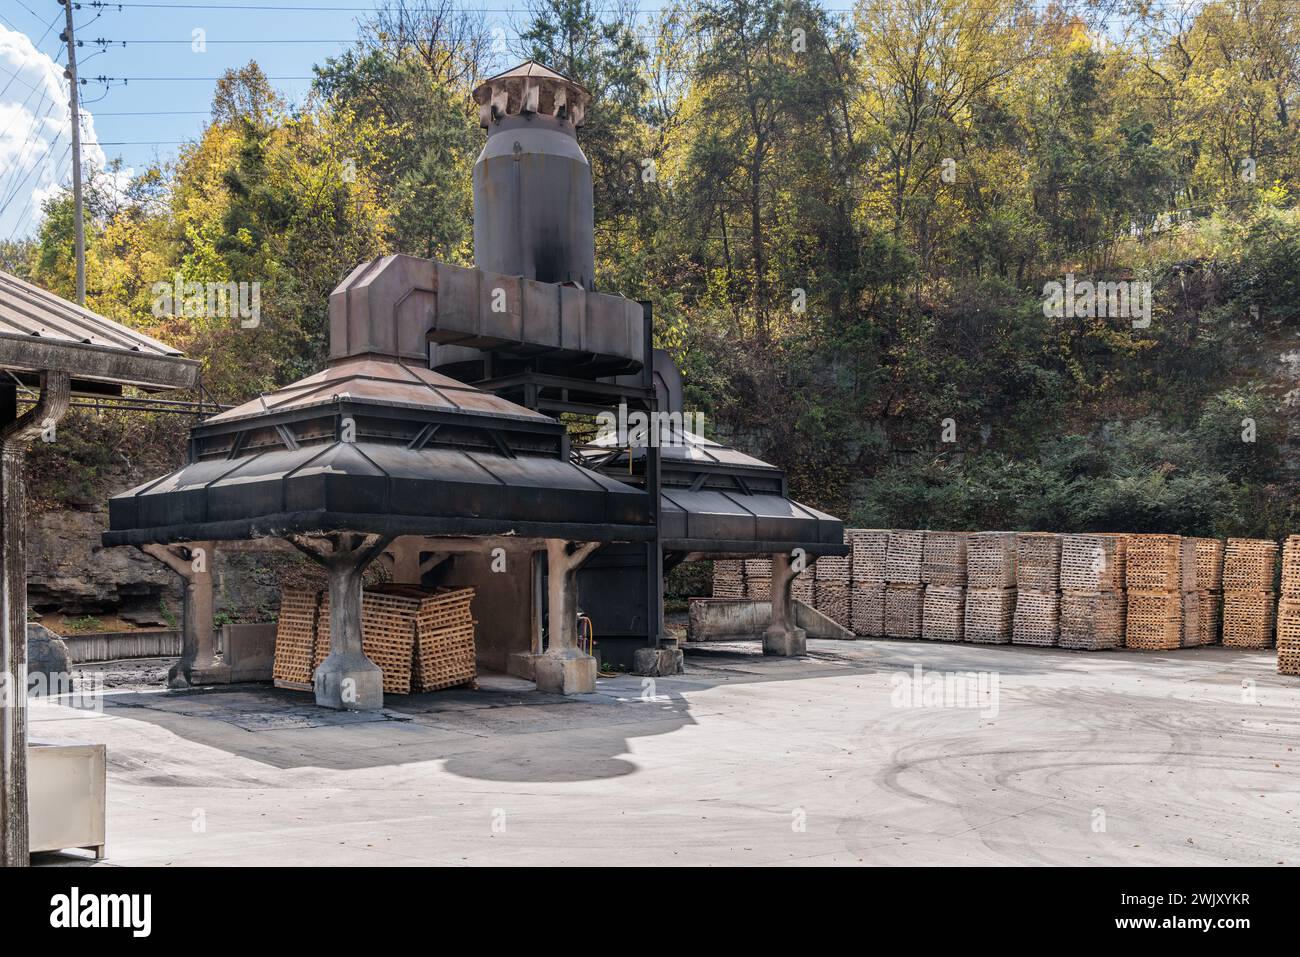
[471,61,595,290]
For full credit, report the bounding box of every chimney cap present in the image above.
[472,59,590,129]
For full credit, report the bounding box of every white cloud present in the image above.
[0,23,112,241]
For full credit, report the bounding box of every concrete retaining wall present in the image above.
[60,629,182,663]
[687,599,853,641]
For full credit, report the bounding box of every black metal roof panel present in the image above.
[659,489,846,555]
[105,439,652,546]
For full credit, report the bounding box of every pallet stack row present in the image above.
[848,529,888,637]
[1012,533,1062,647]
[964,532,1017,643]
[1059,534,1127,650]
[814,547,851,629]
[885,530,925,638]
[1222,538,1278,649]
[921,532,967,642]
[743,558,772,601]
[1184,538,1223,647]
[1125,535,1194,650]
[1279,536,1300,675]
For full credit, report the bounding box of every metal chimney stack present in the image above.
[471,61,595,291]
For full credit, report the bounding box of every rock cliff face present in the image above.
[27,507,181,622]
[25,504,307,625]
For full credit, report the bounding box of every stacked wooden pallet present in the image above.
[1223,538,1278,649]
[1013,533,1061,647]
[273,584,476,694]
[1278,537,1300,675]
[885,530,925,638]
[744,556,772,601]
[849,529,888,636]
[922,585,964,641]
[920,532,966,641]
[1183,538,1223,647]
[965,532,1016,643]
[885,580,924,639]
[272,589,321,690]
[1058,534,1127,650]
[1124,535,1193,650]
[814,545,850,628]
[711,559,744,599]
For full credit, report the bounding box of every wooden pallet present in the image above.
[1012,588,1060,646]
[815,579,850,627]
[964,587,1015,643]
[744,558,772,578]
[1015,533,1062,592]
[1191,538,1224,592]
[967,532,1017,589]
[850,582,885,636]
[1059,590,1125,651]
[922,532,968,586]
[815,546,850,581]
[1223,538,1278,592]
[1222,589,1276,649]
[884,583,923,638]
[847,528,889,583]
[712,559,744,598]
[921,585,964,641]
[792,572,814,605]
[1282,536,1300,600]
[1125,535,1196,593]
[1059,534,1127,592]
[885,530,925,585]
[1278,598,1300,675]
[1125,591,1182,650]
[744,576,772,601]
[308,584,478,693]
[1180,591,1203,649]
[1199,593,1222,646]
[412,587,477,692]
[272,589,320,690]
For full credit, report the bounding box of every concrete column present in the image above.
[0,372,70,868]
[535,540,600,695]
[381,536,446,584]
[763,551,806,657]
[141,541,228,688]
[289,533,392,711]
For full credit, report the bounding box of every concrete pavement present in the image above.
[29,639,1300,866]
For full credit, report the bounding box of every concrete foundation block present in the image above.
[632,646,684,676]
[534,648,597,695]
[168,658,232,690]
[314,653,384,710]
[762,626,807,657]
[508,651,541,681]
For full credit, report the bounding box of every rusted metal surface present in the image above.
[0,270,198,392]
[329,256,643,371]
[471,61,594,290]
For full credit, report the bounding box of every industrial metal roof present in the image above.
[581,425,847,555]
[208,356,552,426]
[0,269,198,391]
[105,356,653,546]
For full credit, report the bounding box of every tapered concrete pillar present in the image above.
[763,551,806,657]
[535,540,600,695]
[289,533,393,710]
[141,541,228,688]
[0,372,69,868]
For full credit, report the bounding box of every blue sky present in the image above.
[0,1,527,240]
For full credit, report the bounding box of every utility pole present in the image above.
[60,0,85,305]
